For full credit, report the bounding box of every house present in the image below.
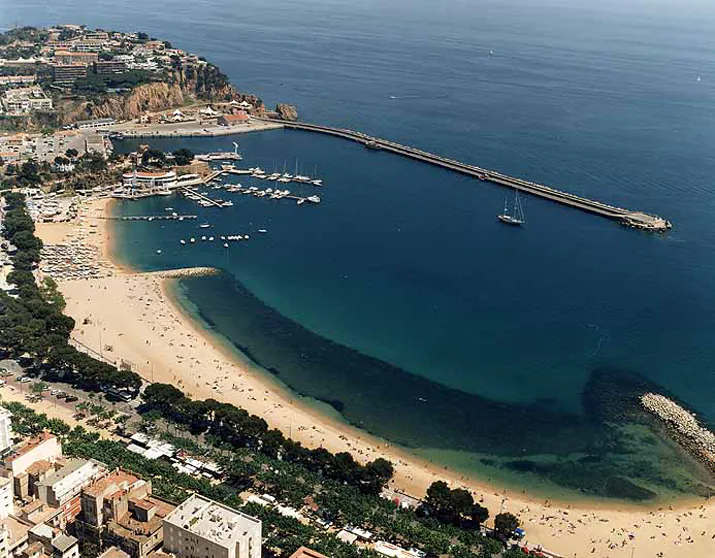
[51,534,79,558]
[218,112,249,127]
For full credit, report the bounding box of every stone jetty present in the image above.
[142,267,220,279]
[641,392,715,470]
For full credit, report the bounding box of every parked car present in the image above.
[65,395,79,403]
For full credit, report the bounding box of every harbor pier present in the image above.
[263,119,671,231]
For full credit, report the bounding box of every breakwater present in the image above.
[641,393,715,471]
[263,118,671,231]
[143,267,220,279]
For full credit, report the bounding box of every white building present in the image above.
[0,522,8,558]
[121,169,177,191]
[2,432,62,478]
[37,458,105,509]
[0,478,12,520]
[0,408,12,454]
[1,87,53,116]
[163,494,261,558]
[374,541,426,558]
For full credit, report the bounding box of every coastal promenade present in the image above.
[263,119,671,231]
[103,119,283,138]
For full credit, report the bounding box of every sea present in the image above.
[4,0,715,502]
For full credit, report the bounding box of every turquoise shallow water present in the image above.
[5,0,715,500]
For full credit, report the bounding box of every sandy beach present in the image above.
[35,197,715,558]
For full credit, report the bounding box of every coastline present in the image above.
[35,198,715,558]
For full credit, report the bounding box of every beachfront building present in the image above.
[120,170,177,195]
[162,494,261,558]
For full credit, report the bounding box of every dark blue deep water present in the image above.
[4,0,715,500]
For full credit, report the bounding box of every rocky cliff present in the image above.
[59,65,264,124]
[275,104,299,121]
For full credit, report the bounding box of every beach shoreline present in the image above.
[34,197,715,558]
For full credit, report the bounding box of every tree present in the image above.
[494,512,520,538]
[78,152,107,173]
[471,503,489,526]
[65,148,79,159]
[450,488,474,517]
[141,148,165,167]
[17,160,41,185]
[172,148,194,166]
[425,481,452,512]
[30,381,48,394]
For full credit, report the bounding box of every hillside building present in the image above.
[1,87,53,116]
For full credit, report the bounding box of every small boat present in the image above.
[311,179,323,186]
[497,189,525,226]
[201,235,207,241]
[190,237,195,243]
[258,229,267,233]
[220,236,226,240]
[297,198,305,205]
[307,195,321,204]
[200,223,211,228]
[165,207,174,211]
[244,234,250,240]
[156,249,162,254]
[180,239,186,245]
[223,243,229,248]
[209,236,214,241]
